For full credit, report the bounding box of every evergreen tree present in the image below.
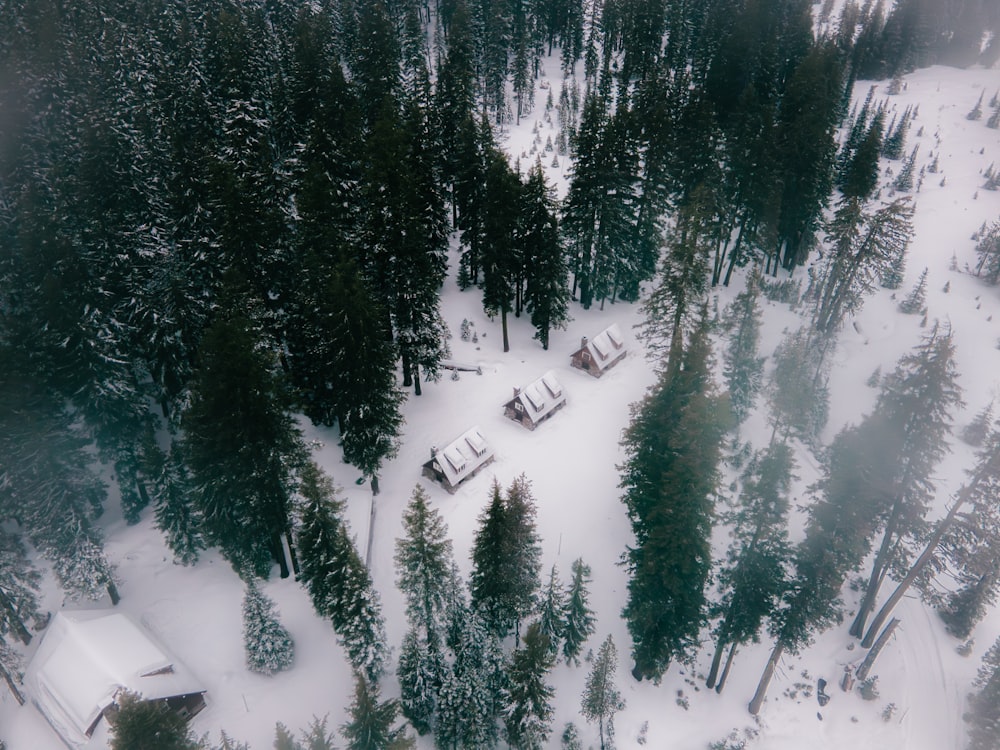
[939,566,999,640]
[880,243,907,289]
[521,161,570,350]
[963,402,995,447]
[503,622,556,750]
[151,444,204,566]
[894,145,919,192]
[242,580,295,675]
[766,327,830,444]
[562,558,596,666]
[341,672,414,750]
[470,477,543,640]
[973,219,1000,285]
[183,309,304,578]
[882,106,911,160]
[537,565,566,659]
[397,627,442,736]
[706,442,794,693]
[435,607,505,750]
[109,691,200,750]
[581,635,624,750]
[395,485,456,645]
[898,267,929,314]
[296,462,387,681]
[621,311,728,681]
[0,529,41,647]
[480,150,523,353]
[722,274,765,425]
[849,325,963,638]
[839,109,885,203]
[813,197,915,334]
[966,635,1000,750]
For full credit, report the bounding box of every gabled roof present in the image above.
[430,426,494,488]
[25,611,205,749]
[578,323,627,371]
[507,370,567,424]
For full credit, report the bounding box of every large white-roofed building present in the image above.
[24,610,206,749]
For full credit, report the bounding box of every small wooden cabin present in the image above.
[503,371,567,430]
[570,323,627,377]
[422,426,495,493]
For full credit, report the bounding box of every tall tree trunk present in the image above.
[501,308,510,353]
[0,662,24,706]
[402,349,413,388]
[856,617,900,681]
[749,640,785,715]
[107,580,121,606]
[284,528,300,576]
[716,642,739,693]
[861,467,991,647]
[371,475,380,496]
[850,500,904,637]
[413,363,422,396]
[706,637,727,689]
[272,532,290,579]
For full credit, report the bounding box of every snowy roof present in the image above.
[429,426,494,488]
[25,611,205,749]
[579,324,627,371]
[508,370,567,424]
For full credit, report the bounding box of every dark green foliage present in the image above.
[295,463,387,681]
[151,445,204,566]
[397,628,442,736]
[581,635,624,750]
[898,267,928,314]
[707,442,794,692]
[894,145,919,192]
[109,691,200,750]
[974,220,1000,284]
[480,150,523,353]
[766,328,829,445]
[469,477,542,640]
[722,275,765,425]
[880,246,907,290]
[0,529,41,647]
[963,403,995,447]
[183,309,304,578]
[621,311,728,681]
[537,566,566,660]
[503,623,556,750]
[562,559,595,666]
[966,635,1000,750]
[940,568,999,640]
[341,673,413,750]
[813,197,915,334]
[838,109,885,203]
[242,581,295,675]
[520,162,570,350]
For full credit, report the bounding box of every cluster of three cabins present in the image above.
[422,324,627,493]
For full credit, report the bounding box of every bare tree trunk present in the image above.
[501,308,510,353]
[850,502,904,637]
[413,363,422,396]
[856,617,900,681]
[107,579,121,606]
[273,533,290,579]
[284,529,300,576]
[0,662,25,706]
[716,642,739,694]
[706,637,727,689]
[749,640,785,715]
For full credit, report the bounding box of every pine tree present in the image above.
[397,628,443,736]
[562,558,596,666]
[621,310,728,681]
[966,635,1000,750]
[848,324,963,639]
[296,462,387,681]
[395,485,456,644]
[0,529,40,648]
[151,444,204,566]
[109,691,200,750]
[706,442,794,693]
[939,566,999,640]
[480,150,523,353]
[880,244,907,289]
[766,328,830,443]
[242,580,294,675]
[973,220,1000,285]
[967,91,985,120]
[893,145,919,192]
[537,565,567,659]
[581,635,624,750]
[813,197,915,334]
[470,477,543,640]
[898,267,928,314]
[839,109,885,202]
[341,672,413,750]
[722,274,765,425]
[963,403,995,447]
[504,622,556,750]
[881,106,911,160]
[520,162,570,350]
[183,308,304,578]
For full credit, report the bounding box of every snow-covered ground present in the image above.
[3,61,1000,750]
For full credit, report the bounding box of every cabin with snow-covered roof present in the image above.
[422,426,495,493]
[503,371,567,430]
[24,610,206,749]
[570,323,627,377]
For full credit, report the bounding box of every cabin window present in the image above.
[582,351,590,362]
[514,402,524,413]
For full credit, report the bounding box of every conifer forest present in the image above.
[3,0,1000,748]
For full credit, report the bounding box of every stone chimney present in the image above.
[513,386,521,398]
[580,335,589,349]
